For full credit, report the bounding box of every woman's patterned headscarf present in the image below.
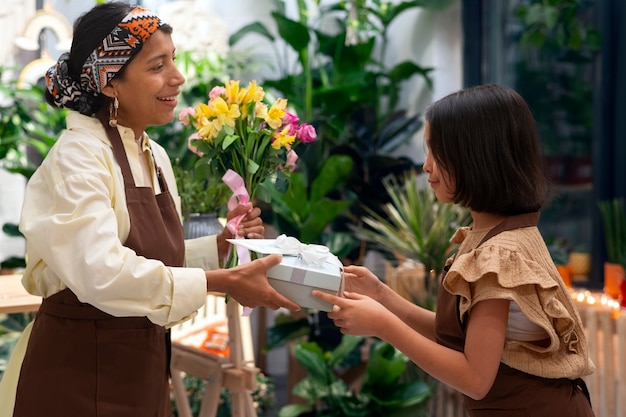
[45,6,164,115]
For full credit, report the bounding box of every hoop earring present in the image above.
[109,97,119,127]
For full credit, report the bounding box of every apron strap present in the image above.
[96,111,171,194]
[96,111,136,188]
[477,212,540,247]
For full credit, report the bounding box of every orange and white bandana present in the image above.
[45,6,164,114]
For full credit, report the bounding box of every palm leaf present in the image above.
[354,169,470,276]
[599,199,626,268]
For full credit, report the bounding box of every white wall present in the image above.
[0,170,25,266]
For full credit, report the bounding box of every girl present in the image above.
[314,84,595,416]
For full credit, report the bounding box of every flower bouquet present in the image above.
[179,80,317,269]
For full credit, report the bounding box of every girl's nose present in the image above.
[423,153,433,173]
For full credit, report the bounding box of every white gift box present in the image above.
[227,236,344,312]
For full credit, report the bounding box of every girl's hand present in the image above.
[312,290,390,338]
[342,265,386,302]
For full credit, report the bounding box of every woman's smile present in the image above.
[157,94,179,108]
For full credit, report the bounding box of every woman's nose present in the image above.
[171,66,185,86]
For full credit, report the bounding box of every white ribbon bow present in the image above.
[275,234,342,267]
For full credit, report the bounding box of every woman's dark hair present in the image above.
[44,2,172,113]
[424,84,551,215]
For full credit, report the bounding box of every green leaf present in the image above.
[599,199,626,267]
[388,61,434,86]
[277,404,312,417]
[376,113,423,153]
[275,173,310,219]
[294,343,333,382]
[247,158,260,175]
[0,256,26,269]
[300,199,352,243]
[310,155,353,202]
[264,317,310,350]
[323,231,360,259]
[0,312,34,333]
[371,380,432,408]
[328,335,364,368]
[2,223,22,237]
[377,1,432,27]
[363,342,407,387]
[353,169,471,277]
[222,134,238,150]
[229,21,275,46]
[272,12,311,52]
[543,6,560,30]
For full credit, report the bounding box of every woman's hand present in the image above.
[217,203,265,258]
[210,254,301,311]
[234,203,265,239]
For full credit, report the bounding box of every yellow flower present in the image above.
[195,102,214,120]
[224,80,241,104]
[255,102,268,120]
[265,98,287,129]
[209,97,241,129]
[197,119,221,141]
[241,80,265,105]
[182,79,317,213]
[272,126,296,149]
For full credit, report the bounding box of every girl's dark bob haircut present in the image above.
[425,84,551,215]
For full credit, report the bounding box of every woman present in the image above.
[314,84,595,416]
[0,3,299,417]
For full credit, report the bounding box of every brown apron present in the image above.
[435,213,595,417]
[13,114,185,417]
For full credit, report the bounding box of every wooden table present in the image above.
[0,274,41,314]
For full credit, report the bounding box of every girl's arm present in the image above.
[343,265,438,340]
[313,290,509,400]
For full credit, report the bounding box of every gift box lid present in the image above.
[268,255,342,291]
[227,236,344,293]
[226,236,342,267]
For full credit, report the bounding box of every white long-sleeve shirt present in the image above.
[0,111,223,416]
[19,111,215,327]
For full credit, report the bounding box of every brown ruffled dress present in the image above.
[435,213,595,417]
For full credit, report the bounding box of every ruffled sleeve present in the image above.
[445,244,578,353]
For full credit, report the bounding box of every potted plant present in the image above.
[279,335,431,417]
[351,169,471,310]
[599,198,626,300]
[172,160,230,239]
[228,0,454,260]
[263,154,354,254]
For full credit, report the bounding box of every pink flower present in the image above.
[187,133,203,156]
[209,86,226,99]
[285,149,299,171]
[296,123,317,143]
[178,107,196,126]
[283,111,299,135]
